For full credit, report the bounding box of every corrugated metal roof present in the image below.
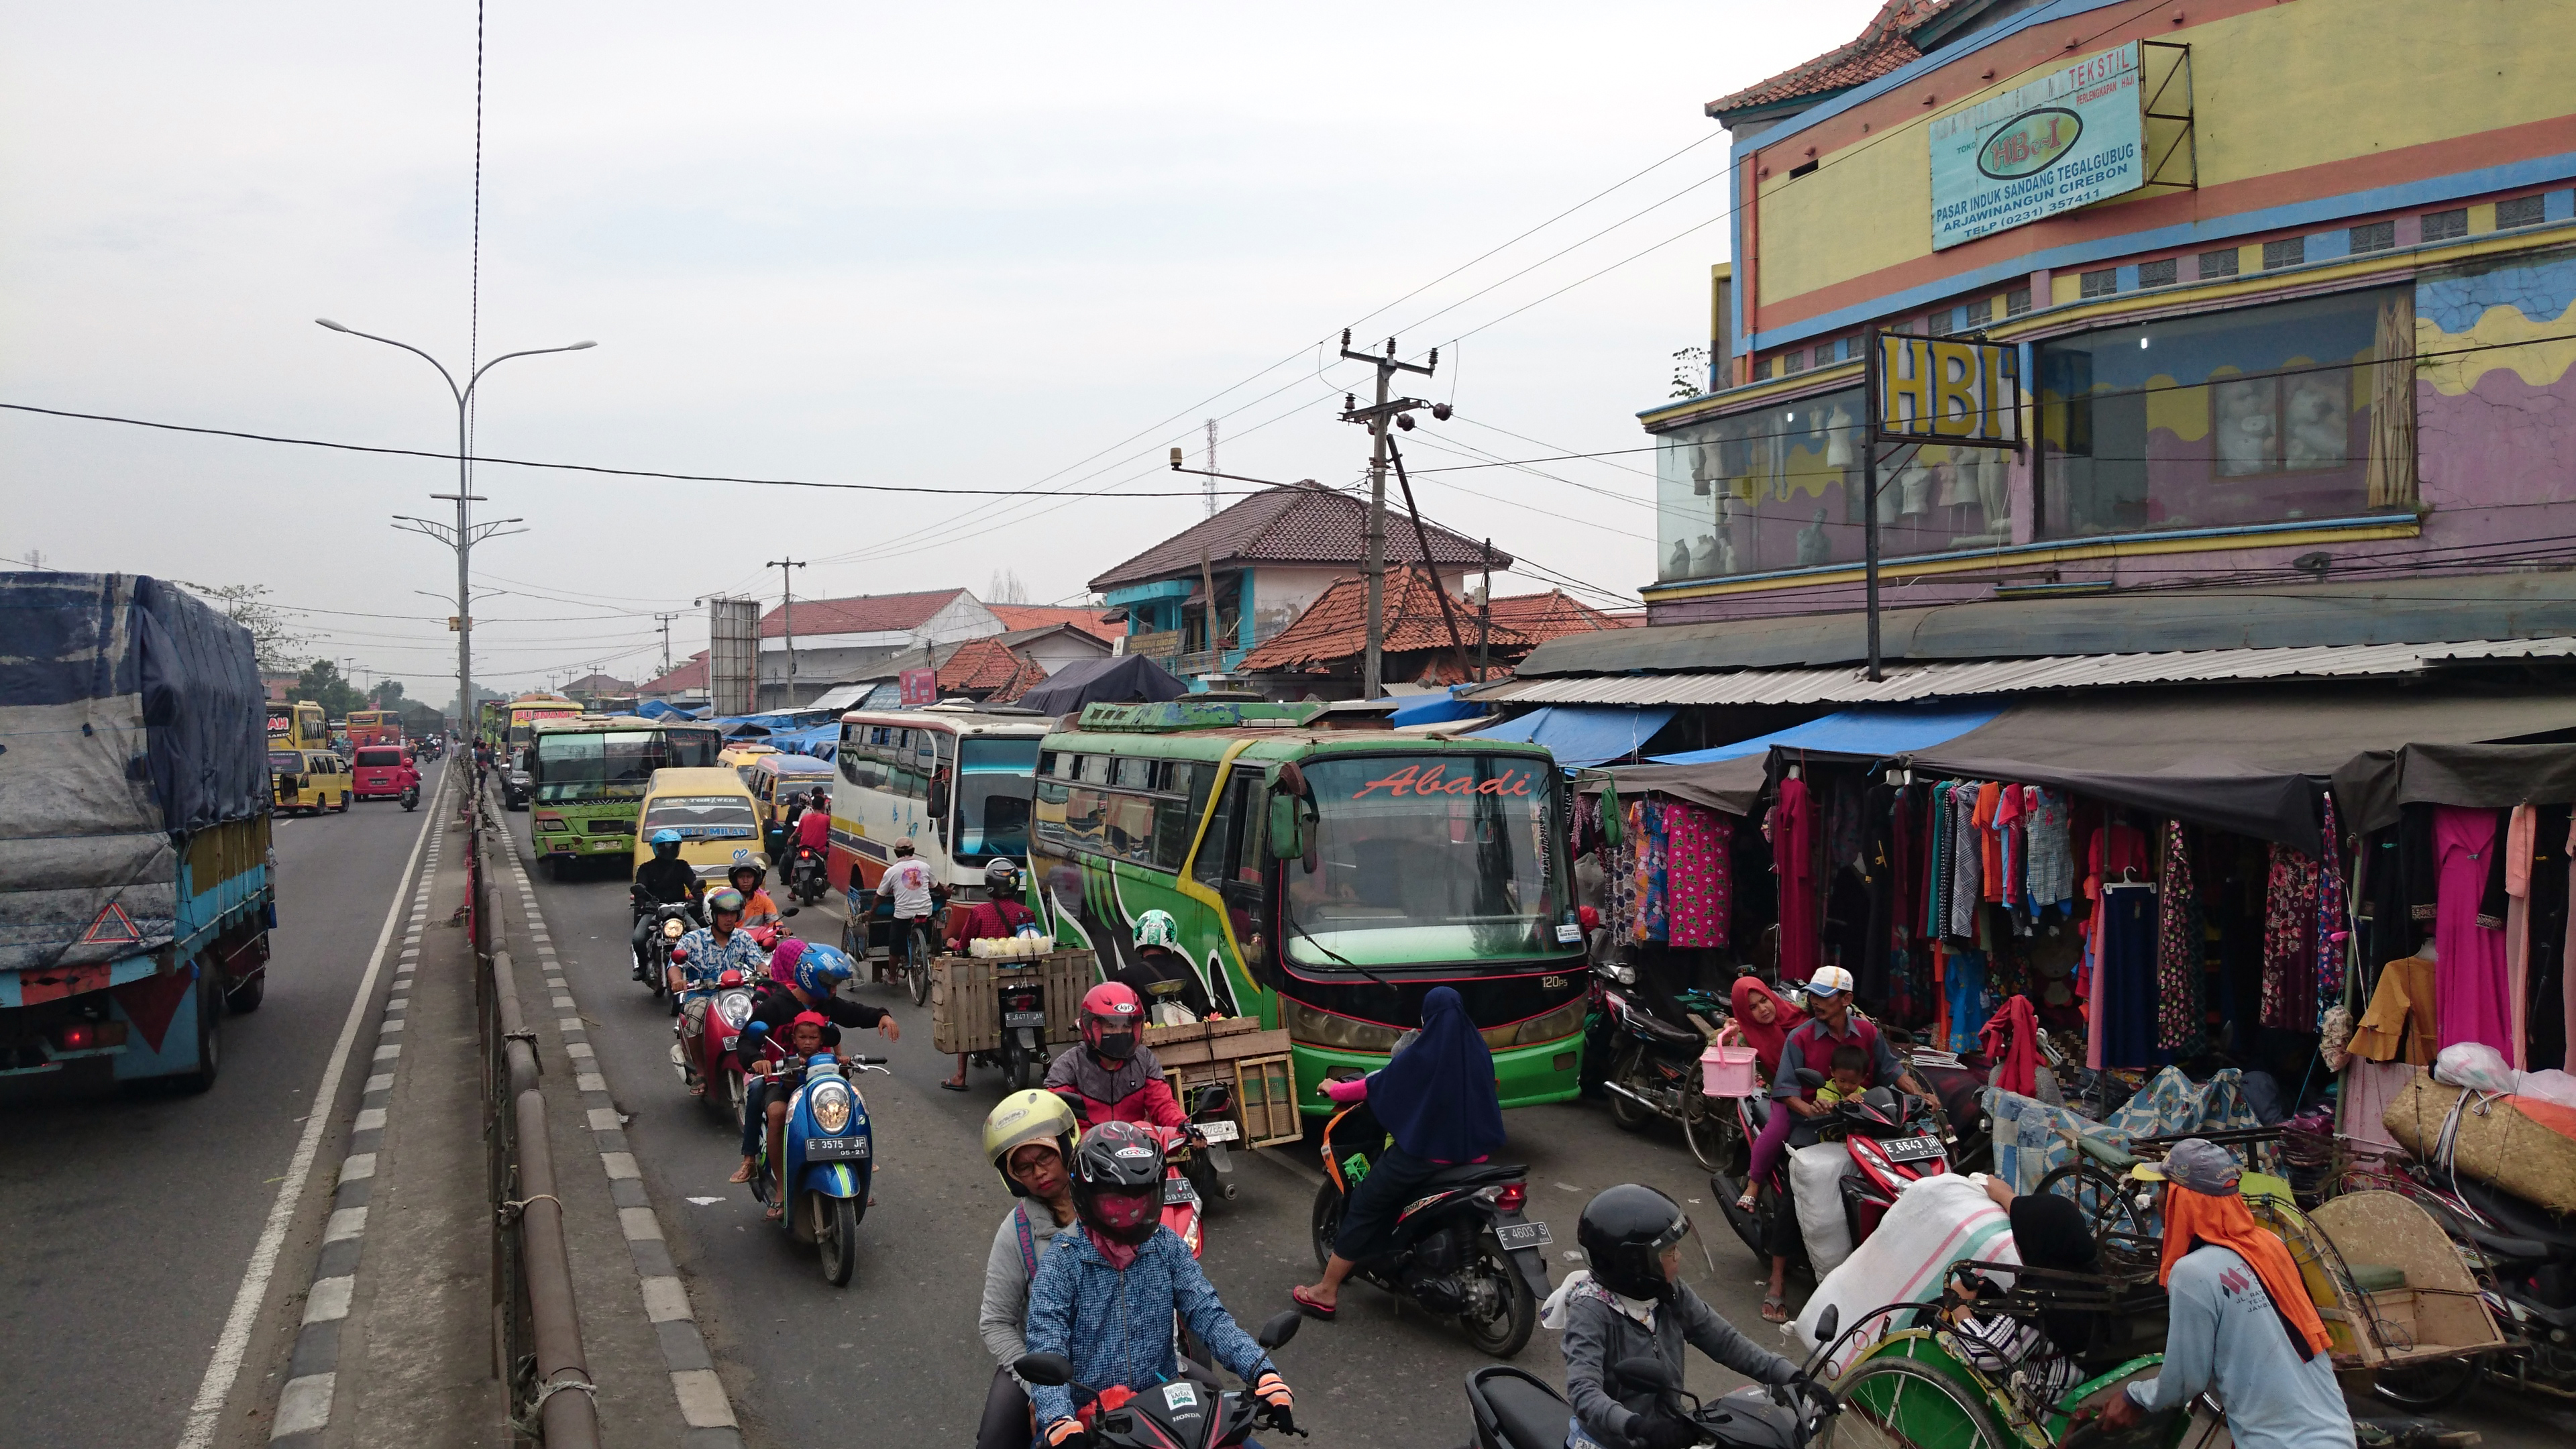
[1468,638,2576,707]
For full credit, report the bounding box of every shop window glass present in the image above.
[2037,285,2417,540]
[2422,209,2467,242]
[2263,237,2306,269]
[2198,249,2239,279]
[1655,382,2008,581]
[2137,259,2178,288]
[2006,287,2033,316]
[2080,269,2118,299]
[2497,195,2545,229]
[2349,221,2395,254]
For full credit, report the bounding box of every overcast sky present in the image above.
[2,1,1880,701]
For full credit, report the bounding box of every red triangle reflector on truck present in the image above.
[80,902,143,947]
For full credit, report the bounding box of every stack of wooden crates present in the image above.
[928,950,1096,1055]
[1144,1016,1303,1148]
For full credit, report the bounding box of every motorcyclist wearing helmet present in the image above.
[672,888,766,997]
[976,1091,1081,1449]
[1109,909,1214,1020]
[1024,1122,1295,1448]
[726,858,783,931]
[1044,981,1188,1131]
[941,859,1042,1091]
[1551,1184,1801,1449]
[729,942,900,1195]
[631,828,704,965]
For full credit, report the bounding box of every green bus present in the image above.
[527,714,725,877]
[1028,699,1587,1112]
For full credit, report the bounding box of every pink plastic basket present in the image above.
[1701,1026,1758,1097]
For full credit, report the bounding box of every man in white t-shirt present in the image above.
[881,838,936,920]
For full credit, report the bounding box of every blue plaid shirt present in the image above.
[1023,1226,1271,1431]
[673,926,767,990]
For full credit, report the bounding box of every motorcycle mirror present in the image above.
[1254,1309,1301,1350]
[670,947,689,961]
[1795,1067,1827,1089]
[1815,1305,1839,1342]
[745,1020,767,1036]
[1615,1356,1678,1393]
[1013,1352,1075,1387]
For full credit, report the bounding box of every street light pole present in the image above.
[319,319,593,742]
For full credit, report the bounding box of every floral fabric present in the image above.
[2155,821,2206,1054]
[2261,844,2322,1031]
[1662,804,1733,948]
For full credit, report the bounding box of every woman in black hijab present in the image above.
[1947,1178,2105,1398]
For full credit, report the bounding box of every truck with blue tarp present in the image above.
[0,573,275,1089]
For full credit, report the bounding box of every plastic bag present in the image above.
[2520,1069,2576,1110]
[2434,1042,2518,1094]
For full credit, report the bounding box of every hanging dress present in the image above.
[2432,806,2513,1054]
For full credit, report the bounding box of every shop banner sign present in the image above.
[898,667,938,706]
[1930,41,2144,251]
[1876,333,2020,445]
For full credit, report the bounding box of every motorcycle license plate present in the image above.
[1197,1119,1240,1143]
[1163,1176,1199,1206]
[806,1136,871,1163]
[1001,1010,1047,1028]
[1883,1134,1943,1163]
[1495,1221,1553,1250]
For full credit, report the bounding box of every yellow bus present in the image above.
[266,700,328,753]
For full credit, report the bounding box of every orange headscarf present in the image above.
[2159,1185,2334,1358]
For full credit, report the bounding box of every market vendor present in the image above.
[2085,1139,2354,1449]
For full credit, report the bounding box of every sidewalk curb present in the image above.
[500,845,746,1448]
[264,784,447,1448]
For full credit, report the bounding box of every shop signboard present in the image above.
[1875,332,2020,445]
[1930,40,2145,250]
[898,667,938,706]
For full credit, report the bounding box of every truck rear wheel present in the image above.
[225,967,266,1014]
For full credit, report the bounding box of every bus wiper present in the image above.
[1282,910,1394,989]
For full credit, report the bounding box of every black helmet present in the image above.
[1578,1183,1692,1303]
[1068,1120,1165,1246]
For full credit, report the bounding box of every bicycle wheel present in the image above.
[905,924,932,1006]
[1827,1354,2011,1449]
[2033,1161,2148,1251]
[1682,1089,1740,1172]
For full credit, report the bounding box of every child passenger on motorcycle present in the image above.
[726,859,783,932]
[1024,1122,1295,1448]
[1552,1185,1807,1449]
[728,945,898,1202]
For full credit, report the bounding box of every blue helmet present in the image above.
[649,828,684,853]
[793,942,857,999]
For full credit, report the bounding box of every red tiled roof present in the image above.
[759,589,967,639]
[1707,0,1958,118]
[987,604,1122,643]
[1237,572,1538,674]
[1482,590,1640,641]
[1089,484,1509,592]
[639,651,708,692]
[936,636,1049,700]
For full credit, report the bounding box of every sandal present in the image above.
[1760,1293,1790,1324]
[765,1203,785,1222]
[1289,1286,1338,1321]
[1735,1185,1760,1213]
[938,1079,971,1093]
[728,1161,753,1184]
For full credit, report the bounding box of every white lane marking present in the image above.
[172,767,445,1449]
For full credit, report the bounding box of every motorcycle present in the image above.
[1466,1306,1841,1449]
[1014,1310,1305,1449]
[672,965,759,1116]
[1709,1070,1948,1272]
[789,841,830,905]
[745,1042,889,1286]
[399,781,420,811]
[1178,1079,1240,1206]
[962,971,1049,1090]
[1597,975,1735,1170]
[631,885,700,1000]
[1309,1097,1550,1358]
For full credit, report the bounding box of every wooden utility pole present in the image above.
[766,558,806,708]
[1338,331,1439,700]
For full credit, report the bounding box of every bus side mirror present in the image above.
[1267,790,1305,865]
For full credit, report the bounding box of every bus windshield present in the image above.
[641,796,759,839]
[953,737,1039,862]
[1285,754,1564,967]
[535,729,721,803]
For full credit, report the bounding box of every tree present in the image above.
[294,659,366,718]
[369,679,407,710]
[1670,346,1711,400]
[178,580,310,673]
[985,570,1030,605]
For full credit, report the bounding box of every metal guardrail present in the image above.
[469,774,602,1447]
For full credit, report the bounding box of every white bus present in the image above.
[824,706,1050,911]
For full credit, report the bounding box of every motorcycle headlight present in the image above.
[809,1081,853,1135]
[662,918,686,940]
[715,991,753,1028]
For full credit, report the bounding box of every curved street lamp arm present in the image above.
[315,320,464,405]
[466,341,598,401]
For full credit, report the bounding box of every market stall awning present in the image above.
[1017,653,1187,716]
[1649,702,2004,765]
[1893,686,2576,855]
[1466,705,1674,769]
[2333,740,2576,833]
[1387,688,1489,728]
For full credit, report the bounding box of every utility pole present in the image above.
[652,612,680,680]
[767,558,806,709]
[1203,419,1218,519]
[1338,331,1440,701]
[1478,538,1493,682]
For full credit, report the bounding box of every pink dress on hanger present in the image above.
[2432,806,2513,1055]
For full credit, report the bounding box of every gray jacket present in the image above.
[979,1201,1069,1375]
[1562,1281,1796,1446]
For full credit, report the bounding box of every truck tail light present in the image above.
[52,1020,129,1053]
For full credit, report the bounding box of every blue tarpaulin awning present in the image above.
[1467,705,1674,769]
[1648,702,2003,766]
[1387,688,1488,728]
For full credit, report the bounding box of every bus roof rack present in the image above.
[1075,699,1326,733]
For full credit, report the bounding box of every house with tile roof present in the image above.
[639,651,709,706]
[753,588,1004,707]
[1088,482,1509,678]
[935,635,1052,704]
[985,603,1123,645]
[1234,574,1629,696]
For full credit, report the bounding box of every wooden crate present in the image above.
[1144,1019,1212,1067]
[930,951,1096,1055]
[1232,1053,1302,1147]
